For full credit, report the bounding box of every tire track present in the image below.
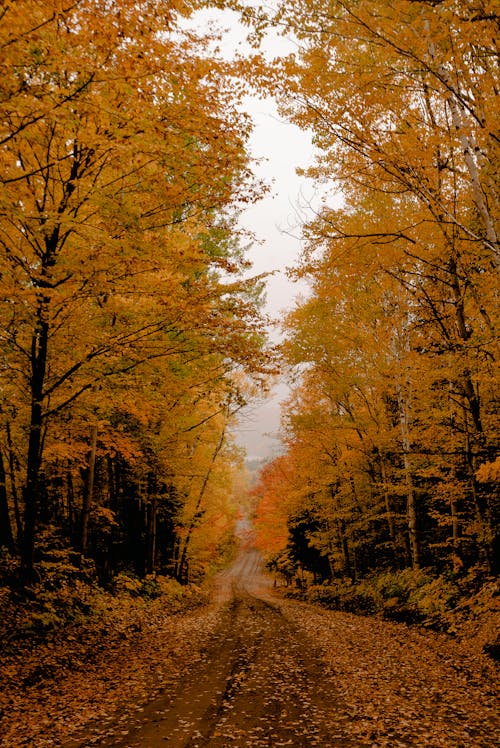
[100,552,356,747]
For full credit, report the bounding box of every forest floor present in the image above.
[1,548,499,748]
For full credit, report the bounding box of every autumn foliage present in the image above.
[250,0,499,599]
[0,0,271,592]
[0,6,499,746]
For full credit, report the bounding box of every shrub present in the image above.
[373,568,432,603]
[112,572,143,597]
[307,580,379,615]
[304,569,461,624]
[409,576,460,618]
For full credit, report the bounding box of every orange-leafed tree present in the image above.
[0,0,270,581]
[237,0,499,577]
[253,455,295,561]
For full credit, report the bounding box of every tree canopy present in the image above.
[0,0,272,584]
[248,0,499,585]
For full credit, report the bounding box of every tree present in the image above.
[237,0,498,578]
[0,0,271,581]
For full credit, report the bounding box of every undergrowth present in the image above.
[303,568,461,623]
[0,548,208,652]
[284,566,499,659]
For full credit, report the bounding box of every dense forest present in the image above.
[0,0,498,640]
[0,0,273,603]
[251,0,499,621]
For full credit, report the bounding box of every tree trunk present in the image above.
[392,325,420,570]
[0,449,14,552]
[80,423,98,558]
[177,427,225,584]
[337,517,354,582]
[20,286,53,580]
[108,456,117,511]
[380,457,396,542]
[328,484,354,582]
[403,450,419,570]
[395,380,419,569]
[423,21,500,272]
[6,422,22,541]
[66,469,75,530]
[146,474,157,575]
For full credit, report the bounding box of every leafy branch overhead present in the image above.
[247,0,499,586]
[0,0,272,582]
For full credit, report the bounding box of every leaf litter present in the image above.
[0,552,498,748]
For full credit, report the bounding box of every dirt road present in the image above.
[101,550,354,747]
[98,550,499,748]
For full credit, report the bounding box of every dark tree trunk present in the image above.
[20,293,50,581]
[6,422,22,541]
[81,424,98,558]
[66,468,75,530]
[0,449,14,552]
[145,473,157,575]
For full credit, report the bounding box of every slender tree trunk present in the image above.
[402,441,419,570]
[380,457,396,543]
[6,422,22,541]
[447,383,462,560]
[329,484,354,582]
[450,493,459,550]
[66,468,74,530]
[325,537,335,581]
[108,456,117,510]
[445,91,499,271]
[392,325,420,570]
[177,427,226,584]
[449,255,484,436]
[81,423,98,558]
[396,381,419,569]
[462,411,497,572]
[0,449,14,552]
[423,21,500,272]
[146,474,157,575]
[337,518,354,582]
[21,295,50,580]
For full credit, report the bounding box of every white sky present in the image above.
[235,94,316,462]
[184,8,331,461]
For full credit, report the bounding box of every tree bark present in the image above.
[400,417,419,570]
[21,293,50,580]
[146,474,157,575]
[6,422,22,541]
[81,423,98,558]
[0,449,14,552]
[380,457,396,543]
[394,367,419,569]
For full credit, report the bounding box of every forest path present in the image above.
[97,548,500,748]
[2,548,499,748]
[100,548,355,748]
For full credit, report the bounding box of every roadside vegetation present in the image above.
[249,0,499,661]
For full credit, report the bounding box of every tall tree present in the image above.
[239,0,499,577]
[0,0,270,580]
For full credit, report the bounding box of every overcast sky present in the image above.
[234,94,316,462]
[185,8,325,461]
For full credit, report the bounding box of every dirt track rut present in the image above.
[93,548,499,748]
[102,549,355,747]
